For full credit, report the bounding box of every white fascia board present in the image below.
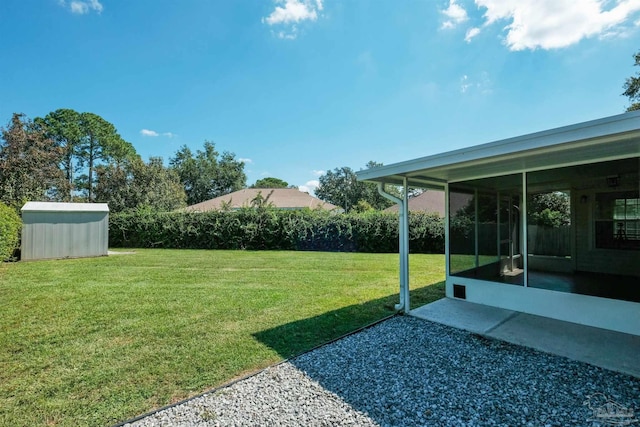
[357,111,640,183]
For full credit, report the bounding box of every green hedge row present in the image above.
[109,208,445,253]
[0,202,21,261]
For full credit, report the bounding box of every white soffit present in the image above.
[357,111,640,186]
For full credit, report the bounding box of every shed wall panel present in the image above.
[22,210,108,260]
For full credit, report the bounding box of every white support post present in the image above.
[474,188,479,268]
[444,183,450,280]
[509,194,514,272]
[399,199,406,310]
[401,177,410,312]
[376,182,407,312]
[522,172,528,287]
[497,191,501,261]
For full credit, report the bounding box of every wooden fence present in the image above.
[527,225,571,256]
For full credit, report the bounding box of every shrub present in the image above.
[0,202,21,261]
[109,208,446,254]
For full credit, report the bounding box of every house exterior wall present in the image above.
[21,210,109,261]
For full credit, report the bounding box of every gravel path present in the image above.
[122,316,640,426]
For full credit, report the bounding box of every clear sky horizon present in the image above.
[2,0,639,194]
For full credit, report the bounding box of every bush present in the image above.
[0,202,21,261]
[109,208,445,254]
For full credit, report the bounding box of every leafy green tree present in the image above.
[623,50,640,112]
[0,113,65,209]
[75,112,136,202]
[130,157,186,211]
[529,191,570,227]
[455,191,570,228]
[250,177,292,188]
[169,141,246,205]
[249,191,275,209]
[95,157,186,212]
[0,201,21,261]
[315,166,360,212]
[315,161,396,212]
[353,199,374,213]
[35,108,83,200]
[36,109,136,202]
[94,162,128,212]
[359,161,400,210]
[215,150,247,196]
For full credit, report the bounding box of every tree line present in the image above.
[0,109,247,213]
[0,109,397,214]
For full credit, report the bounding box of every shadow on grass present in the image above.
[252,281,445,360]
[251,281,445,425]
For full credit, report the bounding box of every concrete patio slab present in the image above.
[410,298,517,334]
[410,298,640,378]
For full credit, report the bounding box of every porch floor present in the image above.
[528,271,640,303]
[410,298,640,378]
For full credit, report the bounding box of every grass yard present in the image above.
[0,249,445,426]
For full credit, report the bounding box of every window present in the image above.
[595,192,640,250]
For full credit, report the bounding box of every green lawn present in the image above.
[0,249,445,426]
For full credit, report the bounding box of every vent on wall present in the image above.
[453,284,466,299]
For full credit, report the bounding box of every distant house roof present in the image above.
[383,190,470,217]
[384,191,444,216]
[185,188,340,212]
[21,202,109,213]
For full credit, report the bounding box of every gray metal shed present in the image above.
[21,202,109,261]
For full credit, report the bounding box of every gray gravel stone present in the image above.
[122,316,640,426]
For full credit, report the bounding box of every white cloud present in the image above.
[467,0,640,51]
[441,0,469,29]
[460,75,471,94]
[140,129,177,138]
[239,158,253,164]
[460,72,492,94]
[465,27,481,42]
[274,28,299,40]
[477,71,493,94]
[263,0,323,39]
[140,129,159,137]
[264,0,322,25]
[61,0,103,14]
[299,169,324,194]
[299,179,320,194]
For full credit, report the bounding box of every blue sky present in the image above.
[1,1,639,193]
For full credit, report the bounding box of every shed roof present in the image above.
[21,202,109,213]
[357,111,640,187]
[185,188,339,212]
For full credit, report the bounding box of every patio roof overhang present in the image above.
[356,111,640,188]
